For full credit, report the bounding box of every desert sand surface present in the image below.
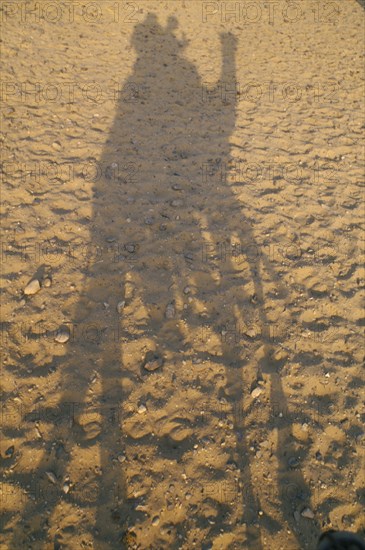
[0,1,364,549]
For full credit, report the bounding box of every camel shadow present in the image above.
[5,13,322,549]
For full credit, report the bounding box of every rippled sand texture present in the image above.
[1,1,364,549]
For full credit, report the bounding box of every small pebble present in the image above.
[54,328,70,344]
[43,278,52,288]
[170,199,183,207]
[143,351,164,372]
[301,507,314,519]
[62,483,70,494]
[165,303,175,319]
[117,454,126,463]
[24,279,40,295]
[52,141,61,151]
[137,404,147,414]
[172,183,182,190]
[251,387,262,399]
[117,301,125,313]
[125,244,136,253]
[45,471,57,484]
[152,516,160,526]
[183,286,191,294]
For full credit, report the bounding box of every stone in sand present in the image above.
[165,302,175,319]
[117,300,125,313]
[54,328,70,344]
[170,199,183,207]
[251,387,262,399]
[45,471,57,484]
[24,279,41,295]
[137,404,147,414]
[143,351,164,372]
[301,507,314,519]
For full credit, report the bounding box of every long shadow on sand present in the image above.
[6,13,322,549]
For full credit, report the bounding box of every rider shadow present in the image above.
[8,13,319,549]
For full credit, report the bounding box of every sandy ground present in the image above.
[0,1,364,549]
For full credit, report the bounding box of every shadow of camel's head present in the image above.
[130,13,187,54]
